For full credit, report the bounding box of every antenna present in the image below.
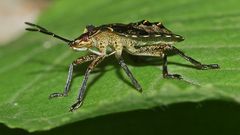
[25,22,73,44]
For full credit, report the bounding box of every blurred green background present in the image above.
[0,0,240,134]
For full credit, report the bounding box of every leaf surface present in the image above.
[0,0,239,132]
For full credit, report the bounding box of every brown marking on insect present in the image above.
[25,20,220,111]
[73,54,98,65]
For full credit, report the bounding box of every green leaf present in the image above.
[0,0,239,132]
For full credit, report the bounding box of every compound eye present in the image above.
[81,35,89,42]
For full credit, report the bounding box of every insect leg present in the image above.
[125,45,182,79]
[162,54,183,79]
[49,54,98,99]
[171,46,220,70]
[118,57,142,92]
[70,56,105,111]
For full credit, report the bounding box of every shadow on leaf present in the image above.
[1,100,240,135]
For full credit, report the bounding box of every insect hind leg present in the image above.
[126,45,183,79]
[162,53,183,79]
[170,46,220,70]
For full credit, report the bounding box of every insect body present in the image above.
[25,20,220,111]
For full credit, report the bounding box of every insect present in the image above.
[25,20,220,111]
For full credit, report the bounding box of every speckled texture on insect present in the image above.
[25,20,220,111]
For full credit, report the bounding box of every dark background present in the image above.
[1,100,240,135]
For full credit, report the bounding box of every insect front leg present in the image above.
[70,56,105,111]
[170,46,220,70]
[49,54,98,99]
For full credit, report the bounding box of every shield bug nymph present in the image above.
[25,20,220,111]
